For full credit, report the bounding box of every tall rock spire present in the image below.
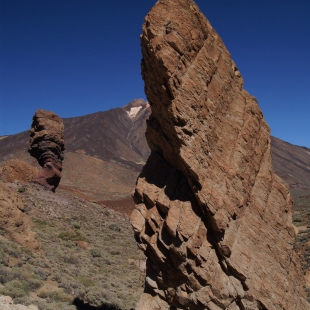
[28,109,65,192]
[131,0,309,309]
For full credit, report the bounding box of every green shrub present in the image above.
[49,290,73,302]
[17,186,26,193]
[36,302,76,310]
[37,287,72,302]
[108,224,121,232]
[64,254,79,264]
[89,248,102,258]
[51,273,62,283]
[0,249,5,264]
[34,219,49,229]
[0,265,18,284]
[9,249,19,258]
[27,278,43,291]
[293,214,302,223]
[77,276,96,288]
[58,230,88,242]
[86,287,123,308]
[28,258,50,268]
[59,281,86,297]
[0,279,29,298]
[296,234,307,243]
[72,222,81,229]
[104,210,110,217]
[0,266,39,288]
[33,267,50,280]
[20,255,31,262]
[64,240,76,248]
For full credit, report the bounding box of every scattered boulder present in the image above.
[131,0,309,309]
[28,110,65,192]
[76,241,91,250]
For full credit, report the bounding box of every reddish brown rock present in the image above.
[28,110,65,192]
[0,181,39,250]
[0,159,39,183]
[131,0,309,309]
[76,241,91,250]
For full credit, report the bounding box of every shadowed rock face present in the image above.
[28,110,64,192]
[131,0,309,309]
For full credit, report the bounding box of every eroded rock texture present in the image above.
[0,181,39,250]
[0,159,39,183]
[28,110,64,192]
[131,0,309,309]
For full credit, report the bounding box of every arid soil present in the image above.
[0,181,144,310]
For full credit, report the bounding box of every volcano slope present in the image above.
[0,180,144,310]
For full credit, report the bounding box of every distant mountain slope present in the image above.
[60,151,140,201]
[271,136,310,189]
[0,99,150,171]
[0,131,30,163]
[64,98,150,171]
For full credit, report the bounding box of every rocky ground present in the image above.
[0,295,38,310]
[0,181,144,310]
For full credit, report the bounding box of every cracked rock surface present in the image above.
[131,0,309,309]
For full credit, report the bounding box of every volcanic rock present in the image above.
[0,159,39,183]
[131,0,309,309]
[28,110,65,192]
[0,181,39,250]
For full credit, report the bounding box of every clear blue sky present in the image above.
[1,0,309,148]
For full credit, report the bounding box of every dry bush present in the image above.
[58,230,88,242]
[0,279,29,298]
[37,287,73,303]
[0,184,144,309]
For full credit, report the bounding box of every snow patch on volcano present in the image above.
[127,106,142,119]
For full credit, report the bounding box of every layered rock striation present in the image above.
[28,110,65,192]
[131,0,309,309]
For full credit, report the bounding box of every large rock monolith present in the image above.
[28,109,64,192]
[131,0,309,309]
